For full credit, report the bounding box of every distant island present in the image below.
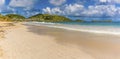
[0,14,113,22]
[91,20,112,22]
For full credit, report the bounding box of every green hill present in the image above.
[6,14,25,22]
[28,14,72,22]
[0,14,12,21]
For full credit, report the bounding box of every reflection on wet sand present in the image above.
[27,25,120,59]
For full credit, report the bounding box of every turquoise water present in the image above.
[66,17,120,27]
[56,22,120,27]
[68,17,120,21]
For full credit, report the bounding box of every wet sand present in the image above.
[27,25,120,59]
[1,24,120,59]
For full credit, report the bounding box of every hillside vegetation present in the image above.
[28,14,72,22]
[6,14,25,22]
[0,14,12,21]
[0,14,113,22]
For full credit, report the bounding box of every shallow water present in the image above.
[25,22,120,35]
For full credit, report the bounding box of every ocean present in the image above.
[25,22,120,35]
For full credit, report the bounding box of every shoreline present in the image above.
[0,23,120,59]
[25,22,120,36]
[26,24,120,59]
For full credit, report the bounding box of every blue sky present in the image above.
[1,0,120,18]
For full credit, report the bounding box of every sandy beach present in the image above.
[0,23,120,59]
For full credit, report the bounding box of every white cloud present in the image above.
[99,0,120,4]
[115,0,120,3]
[82,5,117,17]
[42,3,120,17]
[64,4,84,15]
[99,0,107,2]
[43,4,84,15]
[0,0,5,6]
[1,0,120,18]
[0,6,16,15]
[50,7,63,14]
[43,7,63,15]
[49,0,66,6]
[9,0,37,8]
[43,7,51,14]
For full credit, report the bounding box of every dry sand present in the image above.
[0,22,16,58]
[0,23,120,59]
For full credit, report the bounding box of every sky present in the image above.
[1,0,120,18]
